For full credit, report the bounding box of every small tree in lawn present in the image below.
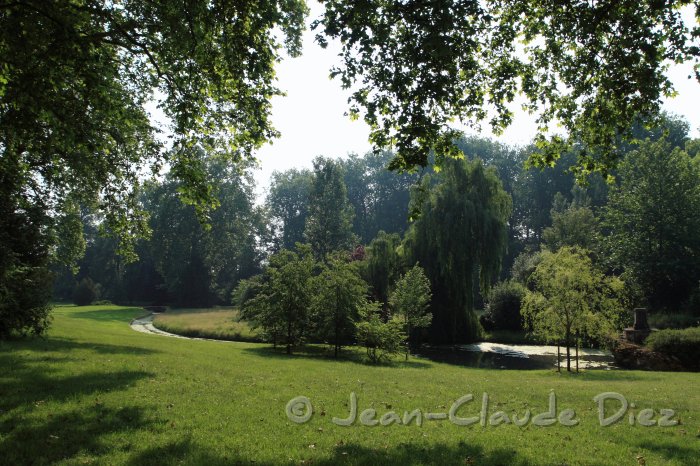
[311,256,368,358]
[241,246,314,354]
[355,301,405,363]
[522,247,624,372]
[389,264,432,359]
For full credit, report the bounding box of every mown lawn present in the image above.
[1,305,698,465]
[152,307,260,342]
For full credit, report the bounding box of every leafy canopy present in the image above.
[314,0,700,180]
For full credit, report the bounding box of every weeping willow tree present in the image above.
[403,158,511,343]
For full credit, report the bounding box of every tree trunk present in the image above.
[405,322,411,361]
[557,343,561,373]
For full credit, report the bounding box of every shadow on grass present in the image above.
[4,336,160,355]
[242,345,432,369]
[0,405,158,464]
[632,438,700,466]
[314,441,533,466]
[125,438,532,465]
[125,437,251,466]
[67,307,146,322]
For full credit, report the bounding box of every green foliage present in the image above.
[341,151,418,242]
[522,247,625,370]
[543,192,599,251]
[389,264,432,358]
[145,155,264,306]
[363,231,401,309]
[646,327,700,371]
[604,137,700,310]
[481,281,526,332]
[404,158,511,343]
[355,302,405,363]
[304,157,355,260]
[310,256,369,357]
[648,312,700,330]
[510,250,544,287]
[241,246,314,354]
[266,169,313,250]
[73,278,100,306]
[314,1,698,180]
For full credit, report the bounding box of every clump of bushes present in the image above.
[72,278,99,306]
[480,280,526,331]
[646,327,700,370]
[355,303,405,363]
[648,312,699,330]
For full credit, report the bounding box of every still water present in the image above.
[415,342,616,370]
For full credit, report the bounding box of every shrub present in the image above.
[355,302,405,363]
[480,280,526,331]
[646,327,700,370]
[73,278,99,306]
[648,312,700,330]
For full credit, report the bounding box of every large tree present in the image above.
[522,247,625,371]
[403,158,512,343]
[304,157,355,260]
[266,169,313,251]
[604,137,700,310]
[315,0,699,179]
[0,0,307,335]
[311,256,368,358]
[241,246,314,354]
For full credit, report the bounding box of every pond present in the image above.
[414,342,616,370]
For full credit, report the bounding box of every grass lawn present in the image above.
[152,307,260,342]
[1,304,698,465]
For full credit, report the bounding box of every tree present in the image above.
[304,157,355,260]
[522,247,625,371]
[363,231,401,311]
[543,191,599,251]
[341,151,418,242]
[389,264,432,360]
[1,1,307,336]
[241,247,314,354]
[481,280,526,332]
[355,301,405,363]
[604,137,700,310]
[266,169,313,250]
[73,278,99,306]
[145,155,263,306]
[314,1,699,180]
[311,256,368,358]
[403,158,511,343]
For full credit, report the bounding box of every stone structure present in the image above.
[622,308,651,344]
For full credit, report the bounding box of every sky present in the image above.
[203,2,700,200]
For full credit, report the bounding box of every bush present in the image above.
[73,278,99,306]
[646,327,700,370]
[480,280,526,331]
[0,265,53,338]
[355,303,405,363]
[648,312,700,330]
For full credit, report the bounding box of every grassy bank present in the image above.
[152,307,260,342]
[1,304,698,465]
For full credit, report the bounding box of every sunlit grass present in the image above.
[152,306,260,342]
[0,304,698,465]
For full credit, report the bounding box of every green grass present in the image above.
[1,304,698,465]
[152,307,260,342]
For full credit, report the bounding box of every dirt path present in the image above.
[129,313,189,339]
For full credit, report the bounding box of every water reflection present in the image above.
[415,343,616,370]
